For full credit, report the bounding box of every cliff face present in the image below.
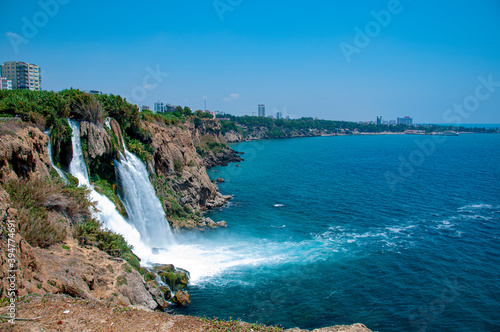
[189,119,243,168]
[0,122,52,182]
[143,120,231,229]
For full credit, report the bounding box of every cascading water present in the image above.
[67,119,152,259]
[115,148,175,248]
[44,130,68,182]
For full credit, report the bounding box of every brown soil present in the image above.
[0,294,209,332]
[0,294,372,332]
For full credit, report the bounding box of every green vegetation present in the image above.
[4,176,92,248]
[50,117,73,169]
[153,175,201,222]
[59,89,104,125]
[125,137,154,165]
[92,176,127,217]
[116,275,128,286]
[173,159,183,174]
[74,218,141,271]
[201,317,284,332]
[195,134,229,158]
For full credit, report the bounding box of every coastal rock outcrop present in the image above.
[0,122,51,182]
[223,129,243,143]
[144,121,233,229]
[189,119,243,168]
[286,323,372,332]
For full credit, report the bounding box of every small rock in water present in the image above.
[216,178,225,183]
[216,220,227,228]
[172,290,191,306]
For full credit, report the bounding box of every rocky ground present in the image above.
[0,294,372,332]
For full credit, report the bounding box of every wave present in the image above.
[458,203,494,211]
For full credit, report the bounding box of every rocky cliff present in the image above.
[0,121,52,182]
[0,122,160,309]
[142,120,231,229]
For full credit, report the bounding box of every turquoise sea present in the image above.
[175,133,500,332]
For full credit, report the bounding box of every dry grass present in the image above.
[3,177,94,248]
[0,121,33,136]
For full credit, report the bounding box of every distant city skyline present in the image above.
[1,1,500,123]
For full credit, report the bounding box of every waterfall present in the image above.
[67,119,152,259]
[116,148,175,248]
[65,119,235,283]
[44,130,68,182]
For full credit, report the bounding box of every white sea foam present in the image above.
[459,204,493,211]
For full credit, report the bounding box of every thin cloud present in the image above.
[224,93,240,102]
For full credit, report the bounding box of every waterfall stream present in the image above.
[44,130,68,182]
[116,148,175,248]
[67,119,152,259]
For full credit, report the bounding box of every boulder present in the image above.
[116,273,157,310]
[145,281,169,310]
[143,271,158,282]
[109,118,123,148]
[172,290,191,306]
[216,178,225,183]
[159,285,172,300]
[157,270,189,292]
[216,220,227,228]
[151,264,176,273]
[151,264,190,293]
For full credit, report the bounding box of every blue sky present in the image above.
[1,0,499,123]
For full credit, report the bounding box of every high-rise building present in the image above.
[258,104,265,117]
[0,61,41,91]
[397,116,413,126]
[377,116,383,125]
[0,77,12,90]
[165,104,176,113]
[276,112,283,119]
[154,102,165,113]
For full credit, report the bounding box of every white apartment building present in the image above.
[0,77,12,90]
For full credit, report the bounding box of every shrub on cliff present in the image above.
[59,89,105,126]
[4,177,93,248]
[74,219,140,271]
